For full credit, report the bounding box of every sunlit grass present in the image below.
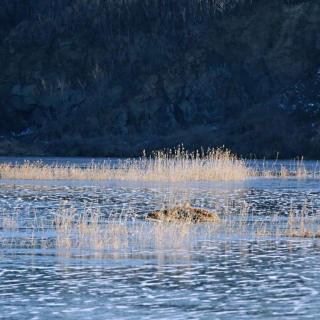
[0,147,250,181]
[258,158,312,179]
[1,202,320,256]
[1,147,318,182]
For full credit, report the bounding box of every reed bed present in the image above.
[255,157,317,179]
[1,203,320,254]
[1,147,319,182]
[0,147,250,181]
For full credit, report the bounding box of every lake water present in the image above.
[1,158,320,319]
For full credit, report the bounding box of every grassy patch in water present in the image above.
[1,203,320,255]
[0,147,250,181]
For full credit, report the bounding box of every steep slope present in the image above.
[0,0,319,157]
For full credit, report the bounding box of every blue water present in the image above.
[1,158,320,319]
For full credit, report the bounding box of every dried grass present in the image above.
[2,202,320,254]
[253,157,319,179]
[0,147,250,182]
[0,148,318,182]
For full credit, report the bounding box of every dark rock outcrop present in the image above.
[0,0,320,158]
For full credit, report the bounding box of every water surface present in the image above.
[1,158,320,319]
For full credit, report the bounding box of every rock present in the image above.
[146,203,220,223]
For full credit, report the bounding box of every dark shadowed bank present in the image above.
[0,0,320,158]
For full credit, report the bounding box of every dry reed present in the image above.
[0,147,250,181]
[0,148,318,182]
[2,202,320,255]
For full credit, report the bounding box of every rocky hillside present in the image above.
[0,0,320,158]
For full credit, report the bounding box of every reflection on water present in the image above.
[2,241,320,319]
[1,159,320,319]
[1,178,320,220]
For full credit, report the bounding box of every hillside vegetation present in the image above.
[0,0,319,157]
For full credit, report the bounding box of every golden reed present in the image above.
[0,147,250,181]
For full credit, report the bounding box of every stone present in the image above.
[146,203,220,223]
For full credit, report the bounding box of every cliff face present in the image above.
[0,0,320,158]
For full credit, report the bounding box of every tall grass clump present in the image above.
[0,146,250,181]
[2,202,320,256]
[251,157,319,179]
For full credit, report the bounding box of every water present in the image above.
[1,158,320,319]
